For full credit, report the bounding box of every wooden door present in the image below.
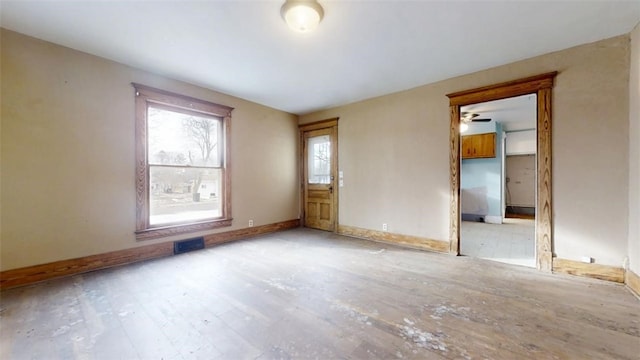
[476,133,496,158]
[302,126,337,231]
[506,154,536,208]
[461,136,474,158]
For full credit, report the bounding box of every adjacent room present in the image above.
[1,1,639,359]
[459,94,538,268]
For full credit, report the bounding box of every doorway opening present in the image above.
[459,94,537,268]
[447,72,556,272]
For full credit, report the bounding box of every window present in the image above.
[134,84,233,240]
[307,135,331,184]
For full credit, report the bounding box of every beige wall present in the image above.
[629,23,640,275]
[301,35,631,267]
[0,29,300,271]
[2,27,635,272]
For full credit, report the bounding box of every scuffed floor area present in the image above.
[1,228,638,359]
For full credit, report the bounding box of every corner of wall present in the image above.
[628,22,640,275]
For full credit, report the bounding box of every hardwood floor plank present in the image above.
[1,228,638,359]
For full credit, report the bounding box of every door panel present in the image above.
[303,127,336,231]
[506,154,536,207]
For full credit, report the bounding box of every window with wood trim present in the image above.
[133,84,233,240]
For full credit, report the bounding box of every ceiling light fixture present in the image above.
[281,0,324,33]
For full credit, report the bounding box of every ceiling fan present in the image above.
[460,112,491,123]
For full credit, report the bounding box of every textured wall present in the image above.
[300,35,631,267]
[1,30,300,271]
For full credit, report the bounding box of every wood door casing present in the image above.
[300,119,338,231]
[447,72,556,272]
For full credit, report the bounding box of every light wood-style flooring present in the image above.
[1,228,638,359]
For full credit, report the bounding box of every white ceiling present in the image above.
[462,94,536,132]
[1,1,639,115]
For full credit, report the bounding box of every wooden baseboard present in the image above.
[625,269,640,297]
[337,225,449,254]
[204,219,300,247]
[0,219,300,290]
[552,258,625,283]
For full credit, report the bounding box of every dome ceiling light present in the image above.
[281,0,324,33]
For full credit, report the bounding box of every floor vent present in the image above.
[174,237,205,255]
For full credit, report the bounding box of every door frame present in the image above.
[446,72,557,272]
[299,118,339,231]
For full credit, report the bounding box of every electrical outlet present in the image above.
[249,220,254,227]
[382,223,388,231]
[580,256,593,263]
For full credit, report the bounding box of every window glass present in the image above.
[149,167,222,225]
[307,135,331,184]
[134,84,233,240]
[148,107,222,167]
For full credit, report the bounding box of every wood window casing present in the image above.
[133,84,233,240]
[447,72,556,272]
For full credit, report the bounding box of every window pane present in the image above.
[149,166,222,225]
[307,135,331,184]
[148,106,221,167]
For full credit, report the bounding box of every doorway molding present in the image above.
[446,72,557,272]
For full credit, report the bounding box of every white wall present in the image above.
[506,130,536,155]
[461,123,503,220]
[462,122,495,135]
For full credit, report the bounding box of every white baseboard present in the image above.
[485,215,503,224]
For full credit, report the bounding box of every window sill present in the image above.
[135,218,232,241]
